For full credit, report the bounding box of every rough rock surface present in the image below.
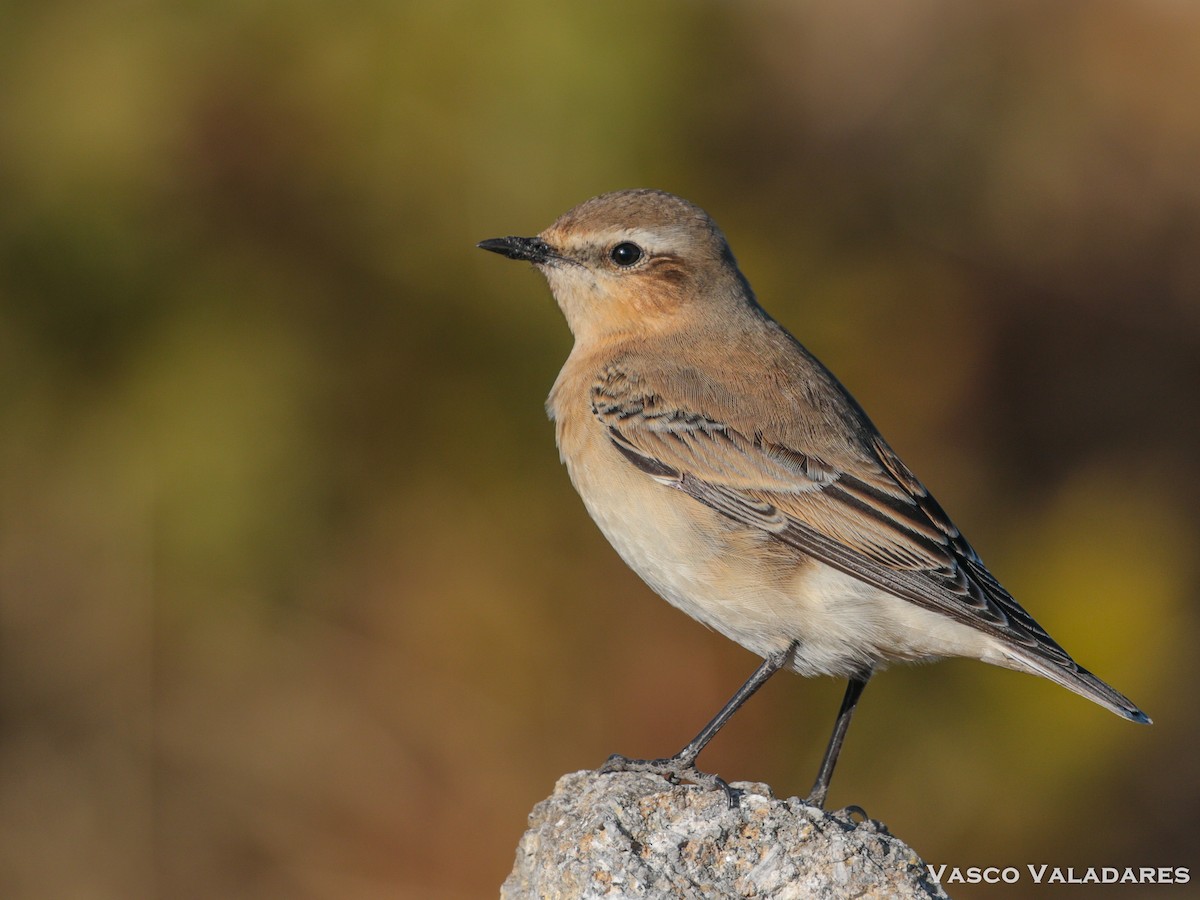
[501,770,949,899]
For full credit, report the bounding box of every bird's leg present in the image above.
[601,642,796,807]
[805,671,871,809]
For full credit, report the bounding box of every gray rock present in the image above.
[501,770,949,899]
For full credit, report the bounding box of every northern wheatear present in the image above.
[478,189,1149,807]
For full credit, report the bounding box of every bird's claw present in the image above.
[598,753,743,808]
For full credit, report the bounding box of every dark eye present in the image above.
[609,242,644,267]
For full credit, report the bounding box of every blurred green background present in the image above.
[2,2,1198,898]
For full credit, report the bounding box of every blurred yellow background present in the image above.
[2,2,1197,898]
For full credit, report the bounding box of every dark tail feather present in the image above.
[1005,651,1151,724]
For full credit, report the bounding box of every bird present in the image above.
[477,189,1149,808]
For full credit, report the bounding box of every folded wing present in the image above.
[591,363,1073,667]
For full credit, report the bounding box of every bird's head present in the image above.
[479,189,754,344]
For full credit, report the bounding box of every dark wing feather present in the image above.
[593,366,1073,666]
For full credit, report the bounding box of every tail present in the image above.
[1004,650,1151,724]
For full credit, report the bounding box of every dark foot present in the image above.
[599,753,743,808]
[834,804,870,824]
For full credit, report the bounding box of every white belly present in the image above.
[565,439,997,678]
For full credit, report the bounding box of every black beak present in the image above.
[477,235,556,264]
